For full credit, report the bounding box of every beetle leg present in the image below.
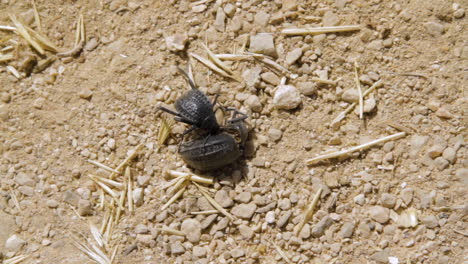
[225,107,248,123]
[158,106,181,117]
[211,94,220,107]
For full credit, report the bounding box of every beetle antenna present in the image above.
[177,66,197,90]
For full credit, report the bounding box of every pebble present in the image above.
[277,210,292,228]
[14,173,35,187]
[192,4,207,13]
[1,92,11,103]
[137,175,151,187]
[165,34,188,52]
[273,84,301,110]
[242,66,262,88]
[223,3,236,17]
[5,234,26,251]
[78,88,93,100]
[260,72,280,86]
[214,190,234,208]
[78,199,93,216]
[214,8,226,32]
[278,198,291,210]
[340,222,355,238]
[434,157,449,170]
[133,188,144,207]
[107,138,116,150]
[201,214,217,230]
[371,249,389,263]
[230,248,245,259]
[428,145,445,159]
[84,38,99,51]
[193,246,207,258]
[455,168,468,184]
[297,81,317,96]
[170,241,185,254]
[181,218,202,243]
[341,89,359,103]
[285,48,303,66]
[322,11,340,26]
[442,147,456,164]
[136,234,153,247]
[231,203,257,219]
[454,8,465,18]
[420,215,438,229]
[245,95,262,112]
[369,206,390,224]
[46,199,59,208]
[265,211,276,224]
[135,224,149,234]
[33,98,45,109]
[249,33,277,58]
[254,11,270,27]
[425,22,445,36]
[400,188,413,205]
[238,224,254,239]
[354,194,365,205]
[381,193,396,209]
[267,128,282,142]
[311,216,334,237]
[235,192,252,203]
[435,107,454,119]
[18,186,34,196]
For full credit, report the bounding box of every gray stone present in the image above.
[249,33,277,58]
[322,11,340,26]
[245,95,262,112]
[340,222,355,238]
[420,215,438,229]
[297,81,317,96]
[242,66,262,88]
[231,203,257,219]
[341,89,359,103]
[278,198,291,210]
[78,88,93,100]
[261,72,280,85]
[46,199,59,208]
[193,246,207,258]
[170,241,185,254]
[434,157,449,170]
[214,8,226,32]
[400,188,413,205]
[223,3,236,17]
[381,193,396,209]
[133,188,144,206]
[267,128,282,142]
[370,249,389,263]
[311,216,334,237]
[254,11,270,27]
[442,147,456,164]
[18,186,34,196]
[265,211,275,224]
[135,224,149,234]
[369,206,389,224]
[231,248,245,258]
[215,190,234,208]
[425,22,444,36]
[197,197,215,210]
[277,210,292,228]
[165,34,188,52]
[78,199,93,216]
[181,218,202,243]
[235,192,252,203]
[201,214,217,230]
[5,234,26,251]
[435,107,454,119]
[454,8,465,19]
[354,194,365,205]
[14,173,35,187]
[273,84,301,110]
[285,48,303,65]
[238,224,254,239]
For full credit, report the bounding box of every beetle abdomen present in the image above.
[179,133,241,171]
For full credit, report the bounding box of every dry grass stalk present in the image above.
[168,176,187,195]
[194,182,234,221]
[31,0,42,31]
[384,120,414,134]
[215,53,254,61]
[158,115,174,145]
[115,188,126,224]
[99,189,105,209]
[354,60,364,119]
[100,207,110,234]
[190,210,219,215]
[125,166,134,213]
[295,188,323,236]
[88,160,120,174]
[454,230,468,237]
[311,77,337,86]
[0,53,14,62]
[8,186,21,211]
[114,144,144,175]
[190,52,239,81]
[3,255,29,264]
[110,245,119,263]
[282,25,362,36]
[202,43,235,76]
[166,170,214,185]
[89,222,106,248]
[331,79,383,126]
[71,233,112,264]
[159,225,185,236]
[9,14,44,54]
[272,242,292,264]
[306,132,406,165]
[91,174,124,189]
[57,14,85,57]
[25,25,58,52]
[6,65,21,79]
[161,180,189,211]
[0,25,16,31]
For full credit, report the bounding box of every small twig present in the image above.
[165,170,214,185]
[161,180,189,211]
[202,43,234,76]
[194,182,234,221]
[311,77,337,86]
[190,52,240,81]
[306,132,406,165]
[282,25,362,36]
[272,242,292,264]
[354,60,364,119]
[295,188,322,236]
[0,25,16,31]
[126,166,134,213]
[87,160,120,174]
[6,65,21,79]
[453,230,468,237]
[190,210,219,215]
[8,186,21,211]
[31,0,42,32]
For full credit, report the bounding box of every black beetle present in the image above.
[178,107,249,171]
[158,67,220,136]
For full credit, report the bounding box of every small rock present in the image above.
[442,147,456,164]
[136,234,153,247]
[297,81,317,96]
[14,173,35,187]
[434,157,449,170]
[181,218,202,243]
[78,88,93,100]
[428,145,445,159]
[381,193,396,209]
[285,48,303,66]
[265,211,276,224]
[193,246,207,258]
[254,11,270,27]
[192,4,206,13]
[371,249,389,263]
[267,128,282,142]
[135,224,149,234]
[78,199,93,216]
[260,72,280,86]
[235,192,252,203]
[5,234,26,251]
[137,175,151,187]
[33,98,45,109]
[238,224,254,239]
[455,168,468,185]
[363,97,376,113]
[231,248,245,259]
[273,84,301,110]
[170,241,185,254]
[18,186,34,196]
[215,190,234,208]
[252,157,265,167]
[421,215,438,229]
[242,66,262,88]
[165,34,188,52]
[311,216,334,237]
[278,198,291,210]
[214,8,226,32]
[107,138,116,150]
[223,3,236,17]
[400,188,413,205]
[425,22,445,36]
[322,11,340,26]
[368,40,383,50]
[341,89,359,103]
[454,8,465,19]
[354,194,365,205]
[249,33,277,58]
[46,199,59,208]
[277,210,292,228]
[1,92,11,103]
[201,214,217,230]
[133,188,144,207]
[282,0,298,10]
[84,38,99,51]
[231,203,257,219]
[245,95,262,112]
[369,206,389,224]
[340,222,355,238]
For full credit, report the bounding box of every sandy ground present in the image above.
[0,0,467,263]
